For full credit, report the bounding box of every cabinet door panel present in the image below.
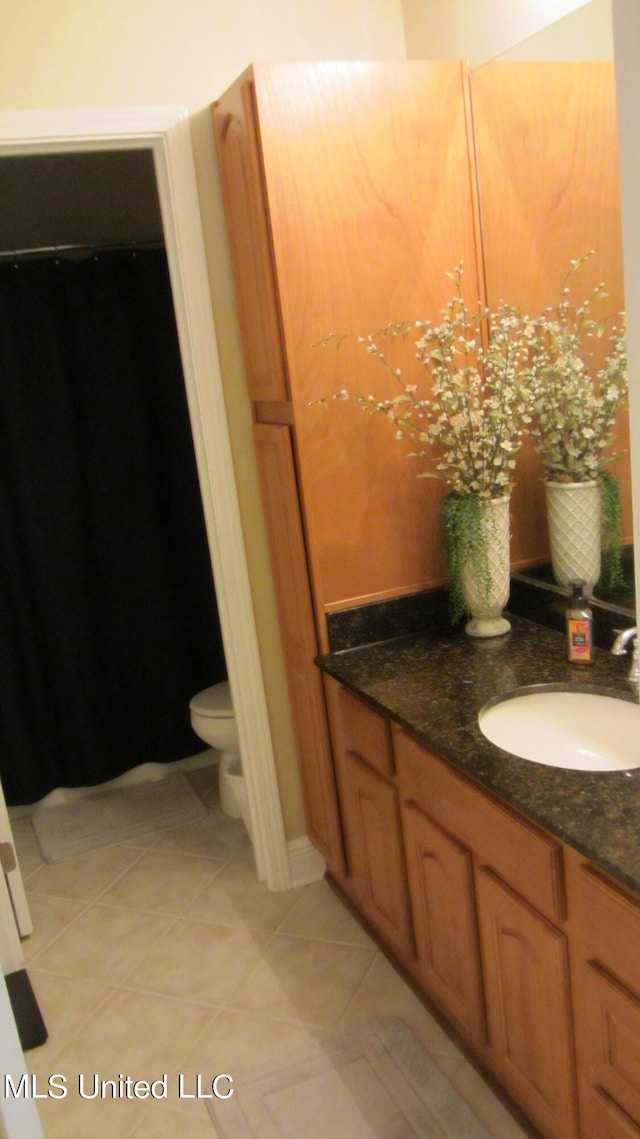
[476,868,578,1139]
[580,1083,640,1139]
[402,799,485,1047]
[338,752,414,962]
[254,424,345,875]
[338,686,393,778]
[212,76,289,400]
[582,963,640,1127]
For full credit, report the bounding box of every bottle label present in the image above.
[567,618,593,662]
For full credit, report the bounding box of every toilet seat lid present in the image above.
[190,681,233,719]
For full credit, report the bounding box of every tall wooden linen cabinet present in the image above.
[211,60,484,876]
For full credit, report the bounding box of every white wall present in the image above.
[0,0,405,109]
[496,0,612,60]
[401,0,595,65]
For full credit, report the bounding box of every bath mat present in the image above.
[32,774,208,862]
[207,1015,492,1139]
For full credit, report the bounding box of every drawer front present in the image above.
[582,962,640,1127]
[394,725,566,923]
[575,864,640,995]
[339,686,393,778]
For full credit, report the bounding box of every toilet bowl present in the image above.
[189,682,247,824]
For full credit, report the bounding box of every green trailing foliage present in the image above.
[599,470,624,593]
[441,491,496,625]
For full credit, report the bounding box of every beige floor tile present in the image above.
[340,953,464,1074]
[32,1087,146,1139]
[124,918,271,1006]
[22,893,87,963]
[228,933,376,1029]
[150,808,252,861]
[184,858,301,931]
[27,970,113,1065]
[15,794,530,1139]
[278,880,375,947]
[182,1006,347,1090]
[26,844,146,902]
[10,815,44,878]
[98,849,224,914]
[185,765,220,799]
[30,903,175,983]
[51,988,215,1086]
[131,1102,220,1138]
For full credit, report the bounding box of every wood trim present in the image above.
[254,400,294,425]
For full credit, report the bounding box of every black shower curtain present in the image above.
[0,247,227,805]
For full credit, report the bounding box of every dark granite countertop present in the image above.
[316,613,640,896]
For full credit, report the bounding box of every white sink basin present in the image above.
[478,688,640,771]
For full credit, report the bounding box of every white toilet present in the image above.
[189,681,249,831]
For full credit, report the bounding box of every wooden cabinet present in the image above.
[211,76,288,402]
[252,423,345,877]
[213,61,483,869]
[323,679,414,962]
[568,852,640,1139]
[394,723,577,1139]
[401,797,485,1047]
[322,681,579,1138]
[476,868,577,1139]
[317,676,640,1139]
[213,61,484,627]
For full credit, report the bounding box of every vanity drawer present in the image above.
[575,863,640,996]
[393,725,566,923]
[336,685,393,778]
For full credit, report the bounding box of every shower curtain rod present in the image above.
[0,237,165,264]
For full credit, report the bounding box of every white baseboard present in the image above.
[287,835,326,888]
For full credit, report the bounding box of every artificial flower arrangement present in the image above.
[314,255,629,623]
[523,252,628,588]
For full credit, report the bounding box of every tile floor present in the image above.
[10,765,531,1139]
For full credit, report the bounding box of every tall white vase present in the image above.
[462,495,511,638]
[545,480,601,596]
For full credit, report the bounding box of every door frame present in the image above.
[0,106,291,892]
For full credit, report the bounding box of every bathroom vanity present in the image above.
[316,615,640,1139]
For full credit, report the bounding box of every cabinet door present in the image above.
[212,74,289,401]
[401,799,485,1048]
[476,868,578,1139]
[338,750,414,962]
[581,963,640,1130]
[254,424,345,877]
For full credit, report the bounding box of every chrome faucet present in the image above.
[611,627,640,685]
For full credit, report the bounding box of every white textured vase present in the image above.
[545,480,601,596]
[462,495,511,638]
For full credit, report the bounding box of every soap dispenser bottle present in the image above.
[566,579,594,665]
